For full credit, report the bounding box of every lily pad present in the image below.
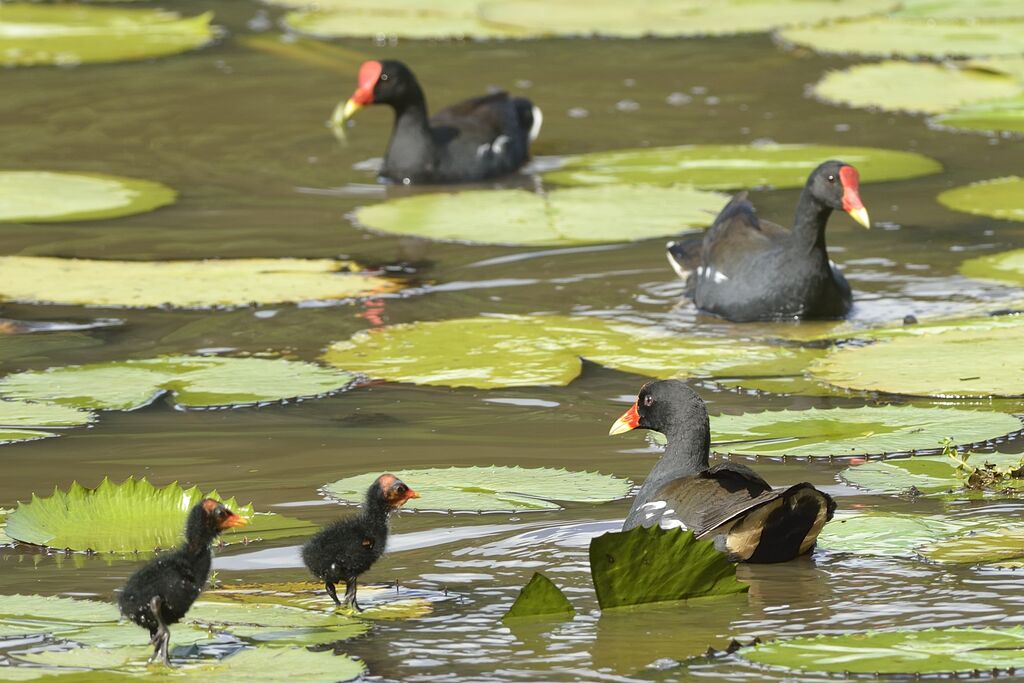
[204,581,433,621]
[933,96,1024,135]
[895,0,1024,19]
[817,511,1015,557]
[0,172,175,223]
[589,526,748,609]
[812,61,1022,115]
[285,2,524,40]
[919,529,1024,564]
[961,249,1024,288]
[840,453,1024,497]
[0,355,356,411]
[353,185,730,247]
[324,466,631,513]
[0,399,96,444]
[0,594,119,625]
[4,477,316,552]
[0,256,400,309]
[939,177,1024,222]
[740,628,1024,675]
[0,5,216,67]
[322,315,820,389]
[544,144,941,189]
[502,573,575,621]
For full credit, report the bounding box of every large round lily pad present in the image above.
[324,466,632,512]
[961,249,1024,287]
[840,453,1024,497]
[0,5,216,67]
[817,510,1017,557]
[0,171,175,223]
[204,581,433,621]
[933,96,1024,135]
[322,315,820,389]
[919,529,1024,565]
[544,144,941,189]
[0,399,95,444]
[895,0,1024,19]
[0,355,356,411]
[708,406,1021,458]
[285,1,523,40]
[0,256,400,309]
[354,186,729,246]
[741,628,1024,675]
[813,61,1023,115]
[938,176,1024,222]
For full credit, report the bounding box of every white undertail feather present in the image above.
[665,242,692,281]
[529,105,543,142]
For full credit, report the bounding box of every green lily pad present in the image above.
[840,453,1024,497]
[187,599,368,647]
[589,526,748,610]
[4,477,315,552]
[740,628,1024,675]
[0,5,216,67]
[0,594,119,625]
[324,466,631,512]
[59,622,216,649]
[544,144,941,189]
[779,18,1024,59]
[353,186,730,247]
[285,1,523,40]
[812,61,1023,115]
[204,581,433,621]
[919,529,1024,564]
[322,315,820,389]
[0,172,175,223]
[0,399,96,444]
[0,256,400,309]
[0,355,356,411]
[895,0,1024,19]
[817,511,1015,557]
[502,573,575,621]
[933,96,1024,134]
[0,507,12,545]
[961,249,1024,287]
[939,177,1024,222]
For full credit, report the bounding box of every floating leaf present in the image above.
[0,507,12,545]
[354,186,729,246]
[740,628,1024,675]
[840,453,1024,497]
[322,315,820,389]
[812,61,1022,115]
[204,581,433,621]
[0,355,356,411]
[589,526,748,609]
[0,399,96,444]
[4,477,315,552]
[0,5,216,67]
[0,172,175,223]
[919,529,1024,564]
[933,96,1024,135]
[544,144,941,189]
[0,256,400,309]
[0,593,119,625]
[285,1,524,40]
[324,466,631,513]
[961,249,1024,288]
[894,0,1024,19]
[939,177,1024,222]
[817,511,1013,557]
[502,573,575,621]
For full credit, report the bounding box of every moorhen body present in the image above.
[333,60,541,184]
[119,498,246,665]
[610,380,835,563]
[667,160,871,322]
[302,473,419,611]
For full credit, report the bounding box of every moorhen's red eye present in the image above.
[827,174,835,183]
[643,394,655,407]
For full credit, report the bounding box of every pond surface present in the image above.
[1,2,1023,681]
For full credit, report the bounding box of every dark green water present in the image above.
[1,2,1024,681]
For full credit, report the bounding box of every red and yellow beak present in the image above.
[331,60,382,128]
[397,487,420,507]
[219,512,248,530]
[839,165,870,229]
[609,402,641,436]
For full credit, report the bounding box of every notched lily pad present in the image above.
[0,399,96,444]
[840,453,1024,497]
[502,573,575,621]
[0,171,175,223]
[939,177,1024,222]
[324,466,631,512]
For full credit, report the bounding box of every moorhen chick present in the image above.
[666,160,871,322]
[610,380,835,563]
[119,498,246,665]
[302,473,419,611]
[332,59,542,184]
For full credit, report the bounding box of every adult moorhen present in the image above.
[666,160,871,322]
[119,498,246,665]
[610,380,835,563]
[332,59,542,184]
[302,473,419,611]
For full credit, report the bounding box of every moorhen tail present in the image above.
[332,60,541,184]
[118,498,246,666]
[610,380,835,563]
[302,473,419,611]
[667,160,871,322]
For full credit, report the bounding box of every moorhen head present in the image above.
[335,59,422,123]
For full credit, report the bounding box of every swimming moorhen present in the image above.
[666,160,870,322]
[332,59,542,184]
[118,498,246,665]
[610,380,835,563]
[302,473,419,611]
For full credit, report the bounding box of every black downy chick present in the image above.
[302,474,419,611]
[118,498,246,666]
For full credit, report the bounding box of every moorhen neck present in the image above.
[302,473,419,611]
[666,160,871,322]
[119,498,246,666]
[333,60,541,184]
[610,380,835,563]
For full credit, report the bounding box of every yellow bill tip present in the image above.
[848,206,871,229]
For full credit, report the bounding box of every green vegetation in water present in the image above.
[933,96,1024,135]
[0,171,176,223]
[939,176,1024,222]
[840,448,1024,498]
[0,399,96,445]
[204,581,433,621]
[941,437,1024,491]
[502,573,575,621]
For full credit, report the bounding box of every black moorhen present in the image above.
[119,498,246,665]
[610,380,835,563]
[666,160,871,322]
[332,59,542,184]
[302,473,419,611]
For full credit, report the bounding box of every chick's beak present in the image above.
[220,513,248,530]
[407,489,421,500]
[609,402,640,436]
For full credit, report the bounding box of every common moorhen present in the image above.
[610,380,835,563]
[119,498,246,665]
[332,59,542,184]
[302,473,419,611]
[667,160,870,322]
